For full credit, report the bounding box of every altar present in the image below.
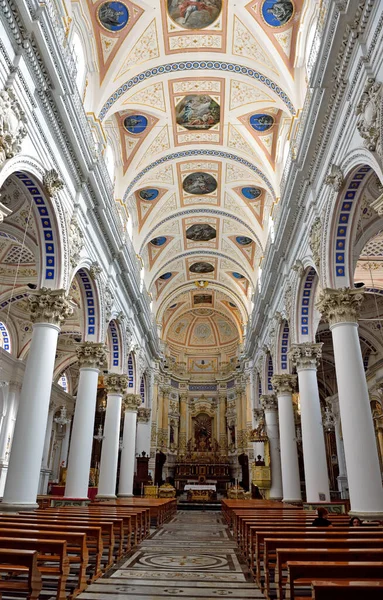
[184,484,216,502]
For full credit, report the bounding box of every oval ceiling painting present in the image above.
[261,1,294,27]
[150,236,167,246]
[159,272,172,280]
[190,262,215,274]
[176,95,220,130]
[183,172,217,195]
[250,113,274,132]
[139,188,159,201]
[242,187,262,200]
[236,236,252,246]
[186,224,216,242]
[123,114,148,134]
[167,0,222,30]
[97,2,129,32]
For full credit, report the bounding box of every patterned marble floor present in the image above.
[78,510,263,599]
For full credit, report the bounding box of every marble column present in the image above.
[178,394,188,454]
[118,394,141,497]
[97,373,129,499]
[261,394,283,500]
[0,382,21,496]
[1,289,73,510]
[136,408,152,456]
[218,393,228,454]
[65,342,107,499]
[289,343,330,502]
[271,374,302,503]
[39,402,55,495]
[317,287,383,518]
[59,420,71,468]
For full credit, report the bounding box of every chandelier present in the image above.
[93,424,105,442]
[323,405,335,432]
[54,405,71,427]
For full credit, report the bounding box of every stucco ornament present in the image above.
[316,287,365,326]
[89,261,102,280]
[289,342,323,370]
[356,78,382,156]
[0,88,27,165]
[43,169,64,197]
[69,215,84,267]
[76,342,107,370]
[284,283,292,320]
[123,393,141,412]
[104,373,129,395]
[104,285,115,322]
[260,394,277,411]
[137,407,151,423]
[271,374,297,395]
[29,288,73,326]
[310,217,322,269]
[325,164,344,192]
[125,324,133,353]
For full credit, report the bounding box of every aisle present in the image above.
[78,510,263,599]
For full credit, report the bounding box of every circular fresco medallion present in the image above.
[97,1,129,32]
[176,95,220,130]
[150,236,167,246]
[261,0,294,28]
[167,0,222,31]
[232,272,244,279]
[190,262,215,274]
[159,272,172,280]
[250,113,274,132]
[123,114,148,134]
[139,188,159,201]
[186,223,216,241]
[183,172,217,195]
[242,187,262,200]
[236,236,252,246]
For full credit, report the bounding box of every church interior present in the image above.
[0,0,383,598]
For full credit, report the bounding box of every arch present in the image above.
[70,267,102,342]
[294,266,319,343]
[0,158,69,289]
[106,319,124,374]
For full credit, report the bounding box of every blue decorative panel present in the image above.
[109,320,120,368]
[280,322,289,371]
[189,384,217,391]
[300,267,316,336]
[78,269,97,337]
[140,376,145,404]
[267,354,274,391]
[171,379,179,389]
[127,353,134,388]
[0,321,11,352]
[227,380,235,389]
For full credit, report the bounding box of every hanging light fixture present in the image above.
[323,405,335,432]
[54,405,71,427]
[93,424,105,442]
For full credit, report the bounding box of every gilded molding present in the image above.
[317,287,364,325]
[76,342,107,370]
[29,288,73,326]
[104,373,129,395]
[271,374,297,395]
[289,342,323,370]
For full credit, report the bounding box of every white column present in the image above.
[136,408,152,456]
[261,395,283,500]
[1,289,73,510]
[65,342,106,499]
[328,395,349,499]
[318,288,383,518]
[97,374,128,499]
[39,403,55,495]
[59,421,71,468]
[290,343,330,502]
[118,394,140,497]
[272,375,302,503]
[0,382,20,461]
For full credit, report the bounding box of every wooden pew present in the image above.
[311,579,383,599]
[274,547,383,600]
[0,537,68,600]
[0,548,42,600]
[0,526,88,596]
[287,560,383,600]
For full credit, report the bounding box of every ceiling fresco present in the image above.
[70,0,316,363]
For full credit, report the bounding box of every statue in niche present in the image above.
[169,423,175,445]
[194,413,212,451]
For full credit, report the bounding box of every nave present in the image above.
[78,510,262,600]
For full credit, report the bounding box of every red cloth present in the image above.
[179,1,212,18]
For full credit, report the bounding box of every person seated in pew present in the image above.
[311,507,332,527]
[349,516,362,526]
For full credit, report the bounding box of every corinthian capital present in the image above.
[123,393,141,412]
[260,394,277,411]
[289,342,322,370]
[29,288,73,326]
[137,407,151,423]
[316,287,364,326]
[76,342,107,370]
[104,373,129,395]
[271,374,297,395]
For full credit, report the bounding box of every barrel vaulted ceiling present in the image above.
[70,0,317,362]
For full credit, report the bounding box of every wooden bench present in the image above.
[0,548,42,600]
[0,526,88,596]
[311,578,383,599]
[274,547,383,600]
[287,560,383,600]
[0,537,68,600]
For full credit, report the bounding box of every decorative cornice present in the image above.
[123,394,141,412]
[137,407,151,423]
[104,373,129,395]
[260,394,278,411]
[317,287,365,326]
[76,342,107,370]
[29,288,73,326]
[271,374,297,395]
[289,343,323,370]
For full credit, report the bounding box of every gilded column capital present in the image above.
[161,385,171,396]
[289,342,323,370]
[218,393,227,403]
[316,287,364,326]
[104,373,129,395]
[76,342,107,370]
[137,407,151,423]
[123,393,141,412]
[260,394,278,411]
[235,385,245,395]
[271,374,297,395]
[179,393,188,402]
[29,288,73,326]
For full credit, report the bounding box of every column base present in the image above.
[349,510,383,521]
[269,496,283,501]
[283,498,303,505]
[96,494,117,499]
[118,493,134,498]
[0,502,38,512]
